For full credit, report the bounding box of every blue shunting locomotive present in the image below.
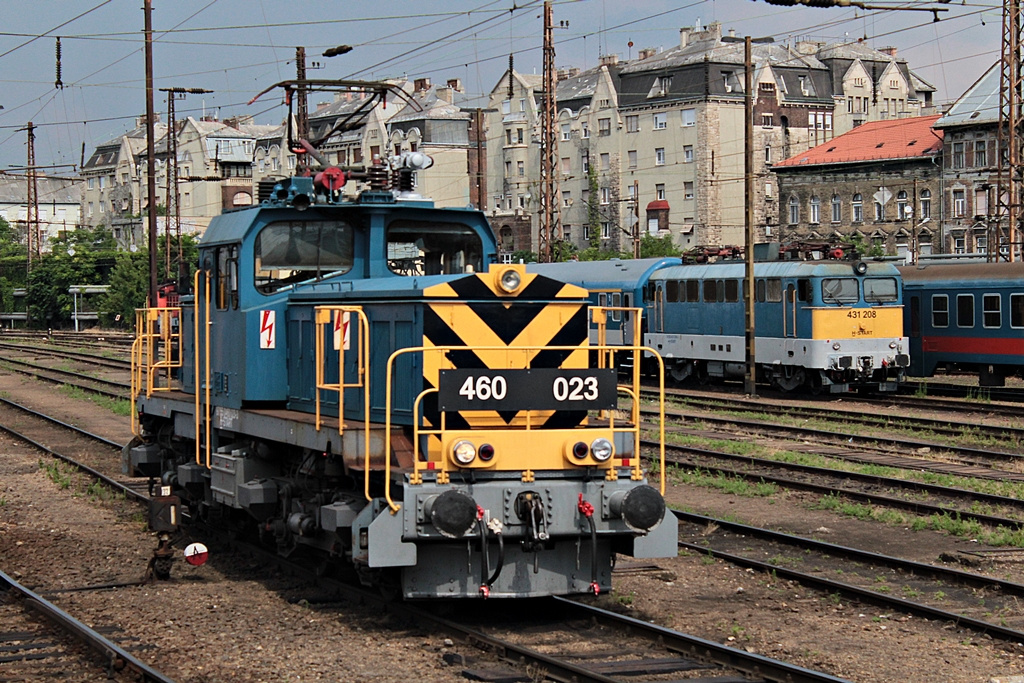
[532,255,909,393]
[899,260,1024,386]
[128,141,675,598]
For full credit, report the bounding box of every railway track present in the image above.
[0,355,129,401]
[903,380,1024,404]
[0,569,172,683]
[0,340,132,370]
[675,510,1024,643]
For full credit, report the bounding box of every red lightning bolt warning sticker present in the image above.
[259,310,276,349]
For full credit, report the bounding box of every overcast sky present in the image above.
[0,0,1001,175]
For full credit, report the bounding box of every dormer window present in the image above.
[647,76,672,98]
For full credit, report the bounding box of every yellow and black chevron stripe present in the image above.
[421,265,591,436]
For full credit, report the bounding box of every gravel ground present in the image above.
[3,366,1024,682]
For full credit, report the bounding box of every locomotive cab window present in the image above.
[983,294,1001,328]
[1012,294,1024,328]
[821,278,858,304]
[932,295,948,328]
[863,277,898,304]
[797,278,811,302]
[724,279,739,303]
[957,294,975,328]
[386,220,483,275]
[685,280,699,302]
[766,279,782,303]
[756,279,766,302]
[704,279,717,302]
[255,220,353,294]
[216,245,239,309]
[666,280,679,302]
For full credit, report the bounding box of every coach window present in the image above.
[756,279,766,302]
[255,220,353,294]
[724,279,739,302]
[1011,294,1024,328]
[612,292,622,321]
[956,294,974,328]
[983,294,1001,328]
[598,293,607,308]
[704,279,718,302]
[932,295,948,327]
[386,220,483,275]
[666,280,679,302]
[864,277,898,304]
[766,279,782,302]
[821,278,859,304]
[717,280,726,302]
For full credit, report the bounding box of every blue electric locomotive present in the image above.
[899,260,1024,386]
[533,255,909,393]
[127,80,675,599]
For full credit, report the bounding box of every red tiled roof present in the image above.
[774,115,943,168]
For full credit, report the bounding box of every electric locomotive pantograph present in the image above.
[127,79,675,599]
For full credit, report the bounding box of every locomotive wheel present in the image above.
[806,372,824,396]
[694,362,710,385]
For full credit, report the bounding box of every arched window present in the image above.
[896,190,909,220]
[874,201,884,222]
[919,189,931,219]
[852,193,863,222]
[810,196,821,224]
[831,194,842,223]
[788,196,799,224]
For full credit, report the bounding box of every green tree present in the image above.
[0,217,26,258]
[100,252,149,328]
[586,163,601,250]
[638,234,682,258]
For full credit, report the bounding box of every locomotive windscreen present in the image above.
[255,220,353,292]
[387,220,483,276]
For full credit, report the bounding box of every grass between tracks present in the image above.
[57,384,131,416]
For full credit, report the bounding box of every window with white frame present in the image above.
[681,109,695,126]
[656,183,666,200]
[655,148,665,166]
[788,196,799,224]
[852,193,863,222]
[761,114,774,127]
[600,153,610,171]
[626,115,639,133]
[874,201,884,221]
[518,194,526,208]
[627,150,637,168]
[563,191,571,207]
[583,224,591,240]
[684,182,694,200]
[505,161,512,177]
[683,145,693,163]
[561,123,571,141]
[920,189,931,218]
[517,160,525,177]
[601,222,610,239]
[580,122,588,139]
[831,195,841,223]
[653,112,667,129]
[764,144,771,163]
[502,100,511,114]
[598,118,611,136]
[600,187,610,205]
[810,196,821,224]
[519,98,526,112]
[952,189,966,217]
[582,154,590,172]
[897,190,909,220]
[954,234,966,253]
[975,139,987,166]
[952,142,965,169]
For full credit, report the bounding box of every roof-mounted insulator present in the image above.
[389,152,434,196]
[366,156,390,191]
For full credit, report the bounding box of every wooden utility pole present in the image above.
[997,0,1023,262]
[632,180,641,259]
[144,0,158,306]
[538,0,561,263]
[743,37,757,397]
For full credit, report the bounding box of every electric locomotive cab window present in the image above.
[666,280,679,302]
[766,279,782,302]
[756,279,765,302]
[821,278,858,304]
[704,280,717,302]
[685,280,699,302]
[932,295,948,328]
[983,294,1001,328]
[957,294,975,328]
[386,220,483,276]
[215,245,239,309]
[864,277,898,304]
[255,220,353,294]
[797,279,811,302]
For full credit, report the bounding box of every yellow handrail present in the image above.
[193,270,212,467]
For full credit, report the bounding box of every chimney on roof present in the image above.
[446,78,463,92]
[568,66,580,78]
[679,27,692,48]
[414,77,431,92]
[136,113,160,127]
[600,54,619,66]
[728,28,736,38]
[638,47,658,60]
[316,101,331,112]
[879,46,897,58]
[796,40,822,56]
[437,86,454,104]
[707,21,722,40]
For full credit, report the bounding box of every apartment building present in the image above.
[0,175,83,252]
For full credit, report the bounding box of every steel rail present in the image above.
[642,404,1021,464]
[0,395,126,451]
[0,568,176,683]
[0,355,129,391]
[655,386,1024,443]
[675,511,1024,644]
[0,340,132,369]
[903,381,1024,403]
[656,440,1024,530]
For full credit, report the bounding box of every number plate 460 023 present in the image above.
[437,369,617,412]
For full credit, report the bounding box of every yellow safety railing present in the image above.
[194,270,212,468]
[130,306,182,437]
[378,344,666,515]
[591,306,642,426]
[313,306,372,502]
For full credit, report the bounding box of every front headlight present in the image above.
[498,268,522,293]
[590,438,613,462]
[452,440,477,465]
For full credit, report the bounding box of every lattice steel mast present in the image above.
[996,0,1023,262]
[539,0,562,263]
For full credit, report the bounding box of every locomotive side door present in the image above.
[652,283,665,332]
[783,283,797,337]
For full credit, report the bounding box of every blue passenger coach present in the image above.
[899,261,1024,386]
